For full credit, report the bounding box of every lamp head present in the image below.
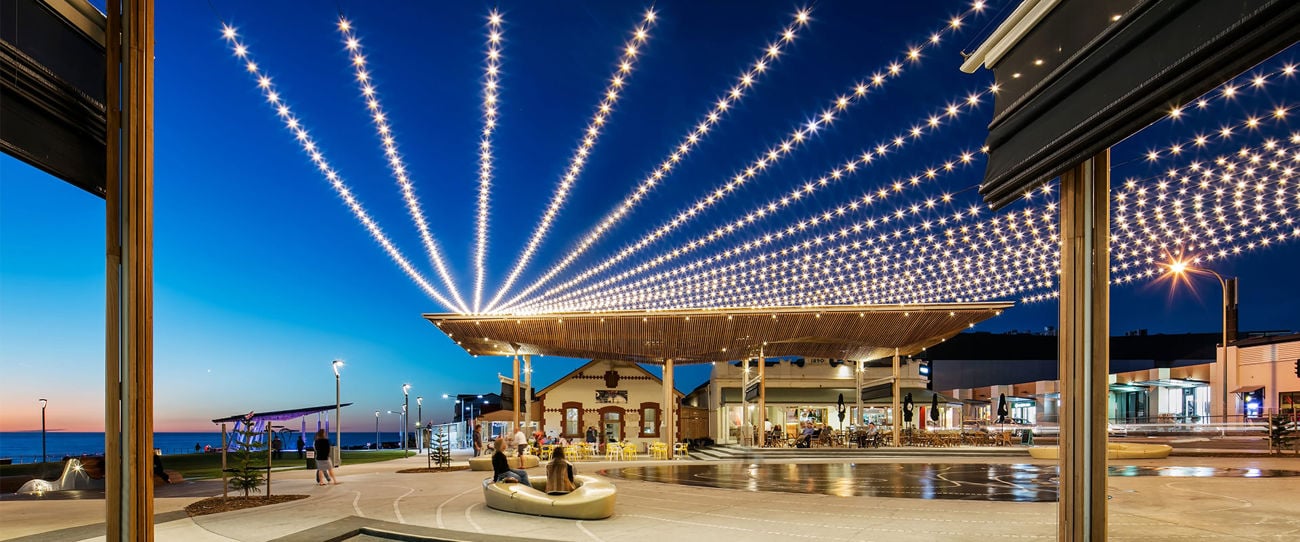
[39,398,47,409]
[332,359,344,376]
[375,411,380,417]
[441,393,449,399]
[417,396,423,405]
[402,383,411,395]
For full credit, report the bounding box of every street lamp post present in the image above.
[402,384,411,457]
[39,399,48,464]
[1165,260,1235,423]
[416,396,423,452]
[374,411,380,450]
[332,360,343,466]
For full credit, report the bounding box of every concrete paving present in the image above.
[2,450,1298,541]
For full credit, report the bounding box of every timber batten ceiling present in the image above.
[425,303,1012,364]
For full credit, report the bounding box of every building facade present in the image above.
[531,359,683,449]
[1228,333,1300,419]
[686,356,950,444]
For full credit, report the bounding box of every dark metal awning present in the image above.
[1230,385,1264,394]
[859,384,960,405]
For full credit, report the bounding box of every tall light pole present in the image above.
[402,384,411,457]
[38,399,48,464]
[374,410,380,450]
[332,360,343,466]
[416,396,423,452]
[1165,259,1236,422]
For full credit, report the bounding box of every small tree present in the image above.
[227,423,266,497]
[1267,415,1297,454]
[428,428,451,468]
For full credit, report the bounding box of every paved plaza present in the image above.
[3,451,1299,541]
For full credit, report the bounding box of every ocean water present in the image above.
[0,431,430,463]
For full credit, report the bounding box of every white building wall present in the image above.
[1235,339,1300,415]
[535,359,677,451]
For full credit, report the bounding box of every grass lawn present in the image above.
[0,450,413,481]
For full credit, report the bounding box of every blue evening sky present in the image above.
[1,1,1296,431]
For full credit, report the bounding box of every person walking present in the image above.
[271,436,283,459]
[512,427,528,463]
[472,424,484,456]
[491,438,531,485]
[585,425,598,452]
[314,429,338,485]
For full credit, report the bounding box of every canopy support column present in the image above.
[891,349,900,446]
[663,358,675,452]
[855,359,863,433]
[524,354,532,425]
[106,2,154,539]
[512,354,520,432]
[1058,150,1110,541]
[757,347,766,447]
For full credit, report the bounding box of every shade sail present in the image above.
[859,384,960,405]
[211,403,352,424]
[425,303,1012,364]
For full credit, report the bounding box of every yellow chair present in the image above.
[673,442,688,458]
[649,443,667,459]
[622,443,638,460]
[540,444,555,461]
[604,444,623,461]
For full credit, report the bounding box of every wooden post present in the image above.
[740,358,749,445]
[220,424,227,500]
[524,355,533,426]
[105,1,154,539]
[855,360,863,435]
[512,354,520,431]
[758,347,766,446]
[891,349,901,447]
[663,359,675,453]
[1058,150,1111,541]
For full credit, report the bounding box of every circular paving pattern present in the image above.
[599,463,1300,502]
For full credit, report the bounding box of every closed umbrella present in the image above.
[837,393,846,423]
[930,393,940,423]
[902,393,914,426]
[996,393,1009,424]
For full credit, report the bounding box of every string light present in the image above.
[474,10,505,312]
[484,9,658,313]
[221,25,461,310]
[502,3,993,313]
[337,18,470,313]
[490,8,816,314]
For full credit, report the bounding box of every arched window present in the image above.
[639,402,660,437]
[562,401,583,438]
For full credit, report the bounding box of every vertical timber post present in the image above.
[758,346,766,447]
[855,359,863,433]
[105,1,154,539]
[524,355,532,428]
[740,358,749,445]
[1058,150,1110,541]
[512,354,520,434]
[220,423,227,499]
[663,358,675,452]
[891,349,901,446]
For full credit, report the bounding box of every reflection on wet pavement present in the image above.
[599,463,1299,502]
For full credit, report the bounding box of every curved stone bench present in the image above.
[1027,442,1172,460]
[482,474,616,520]
[468,454,540,471]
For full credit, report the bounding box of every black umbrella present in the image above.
[837,393,846,423]
[902,393,914,425]
[930,393,940,423]
[996,393,1009,424]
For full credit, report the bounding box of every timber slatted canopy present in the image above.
[425,303,1012,364]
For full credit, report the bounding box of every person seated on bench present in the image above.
[546,445,577,495]
[492,438,531,485]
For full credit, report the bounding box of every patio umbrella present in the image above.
[996,393,1009,424]
[902,393,914,425]
[930,393,940,423]
[837,393,846,423]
